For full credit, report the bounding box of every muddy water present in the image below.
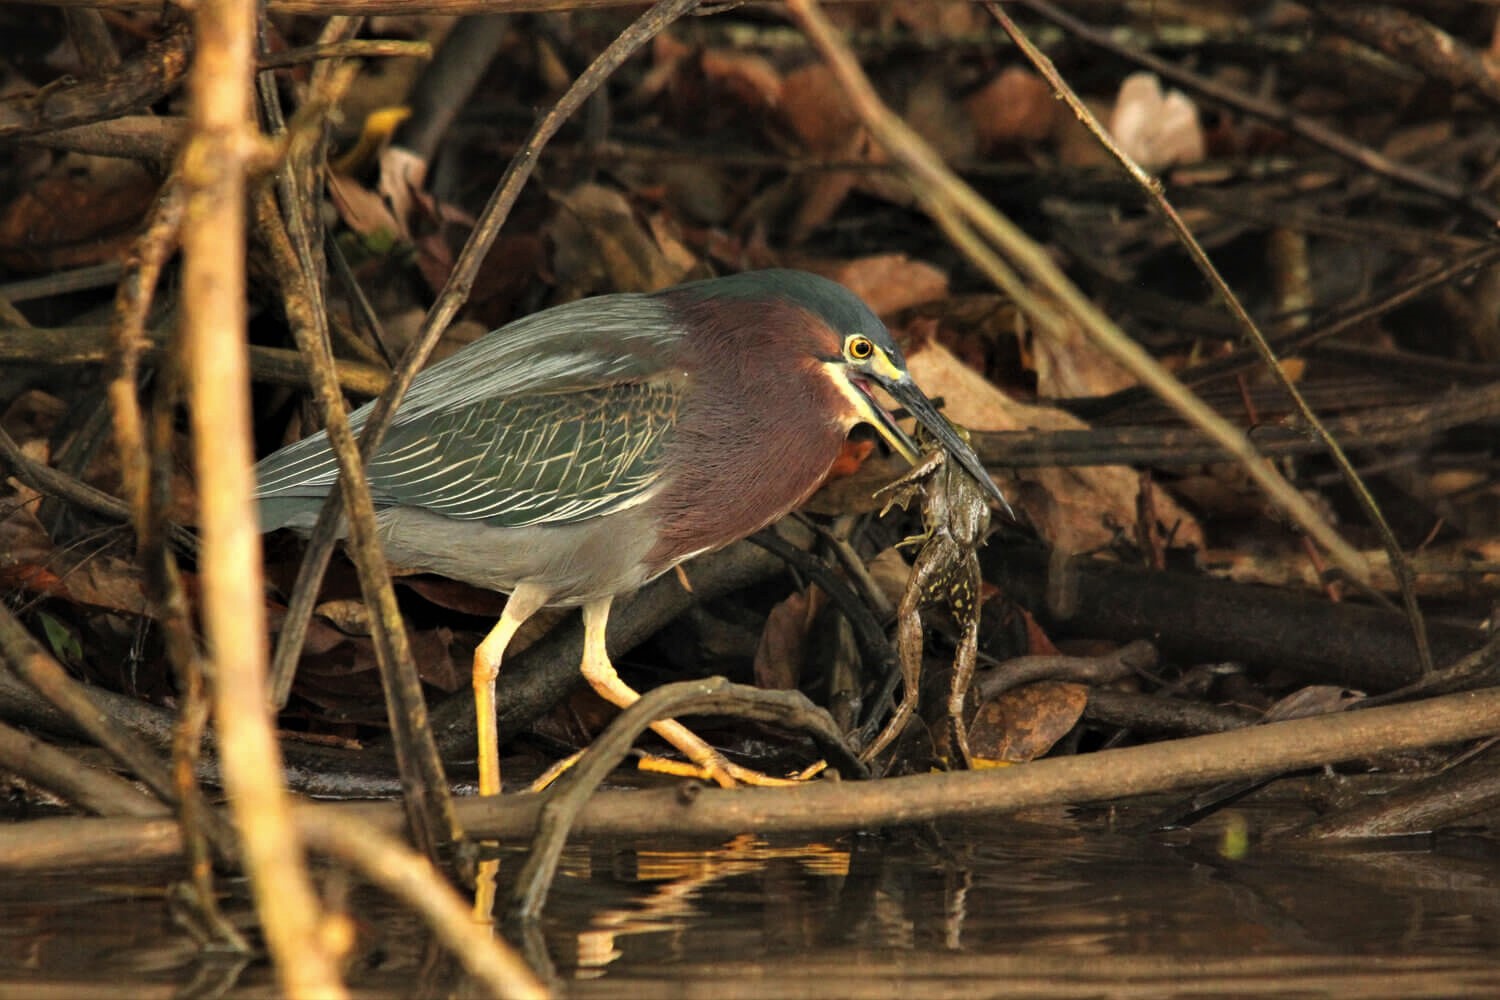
[3,808,1499,997]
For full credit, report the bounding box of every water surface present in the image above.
[3,806,1499,997]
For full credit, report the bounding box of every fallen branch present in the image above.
[9,686,1500,871]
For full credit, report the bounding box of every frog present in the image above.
[863,419,995,768]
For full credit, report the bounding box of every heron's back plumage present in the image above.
[255,293,685,533]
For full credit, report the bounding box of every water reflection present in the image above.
[3,811,1500,997]
[527,815,1500,998]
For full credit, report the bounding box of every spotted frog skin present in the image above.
[865,421,993,767]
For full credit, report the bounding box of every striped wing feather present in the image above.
[256,292,687,530]
[365,379,681,527]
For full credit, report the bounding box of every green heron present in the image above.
[256,269,1007,794]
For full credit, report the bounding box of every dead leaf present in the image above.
[266,603,355,657]
[817,255,949,317]
[376,145,429,235]
[965,67,1057,153]
[410,626,463,692]
[0,158,158,271]
[700,48,782,114]
[635,33,693,105]
[904,338,1204,555]
[0,476,146,615]
[1,390,66,445]
[788,140,862,241]
[548,183,693,299]
[1027,313,1137,398]
[646,211,701,277]
[0,496,59,577]
[803,449,911,516]
[825,438,875,480]
[781,63,861,154]
[1019,608,1061,656]
[968,680,1087,763]
[1263,685,1365,722]
[314,599,373,637]
[328,171,404,244]
[1108,72,1206,172]
[907,72,975,164]
[892,1,986,40]
[1054,96,1116,169]
[866,546,913,609]
[466,234,549,332]
[753,589,815,690]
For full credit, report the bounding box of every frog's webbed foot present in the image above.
[875,450,946,513]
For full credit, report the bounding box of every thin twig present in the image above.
[783,0,1372,588]
[976,639,1156,700]
[0,425,196,554]
[255,22,458,859]
[1012,0,1500,222]
[987,2,1432,673]
[510,677,864,920]
[178,0,345,990]
[258,39,432,70]
[1284,741,1500,841]
[296,810,549,999]
[0,604,217,831]
[975,380,1500,469]
[104,171,239,940]
[0,323,391,397]
[1076,243,1500,420]
[0,720,168,818]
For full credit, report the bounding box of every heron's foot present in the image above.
[527,748,820,791]
[528,751,583,793]
[638,753,823,787]
[472,857,501,923]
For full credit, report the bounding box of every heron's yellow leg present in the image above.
[472,857,500,924]
[577,598,805,789]
[473,584,550,797]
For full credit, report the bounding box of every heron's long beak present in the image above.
[868,375,1014,518]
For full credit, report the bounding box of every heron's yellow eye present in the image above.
[846,335,875,361]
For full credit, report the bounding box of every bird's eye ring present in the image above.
[846,336,875,361]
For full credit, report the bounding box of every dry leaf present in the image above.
[328,171,403,243]
[866,546,913,609]
[0,158,158,271]
[906,72,975,164]
[376,145,429,236]
[819,255,949,317]
[314,599,373,637]
[548,183,693,298]
[753,590,814,690]
[700,48,783,114]
[1027,313,1137,398]
[1263,685,1364,722]
[968,680,1087,763]
[904,338,1204,555]
[1108,72,1206,172]
[636,33,693,105]
[781,63,861,154]
[965,67,1056,152]
[892,1,986,40]
[825,437,876,479]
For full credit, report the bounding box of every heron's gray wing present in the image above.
[386,293,680,422]
[256,291,686,529]
[367,379,681,526]
[257,378,682,530]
